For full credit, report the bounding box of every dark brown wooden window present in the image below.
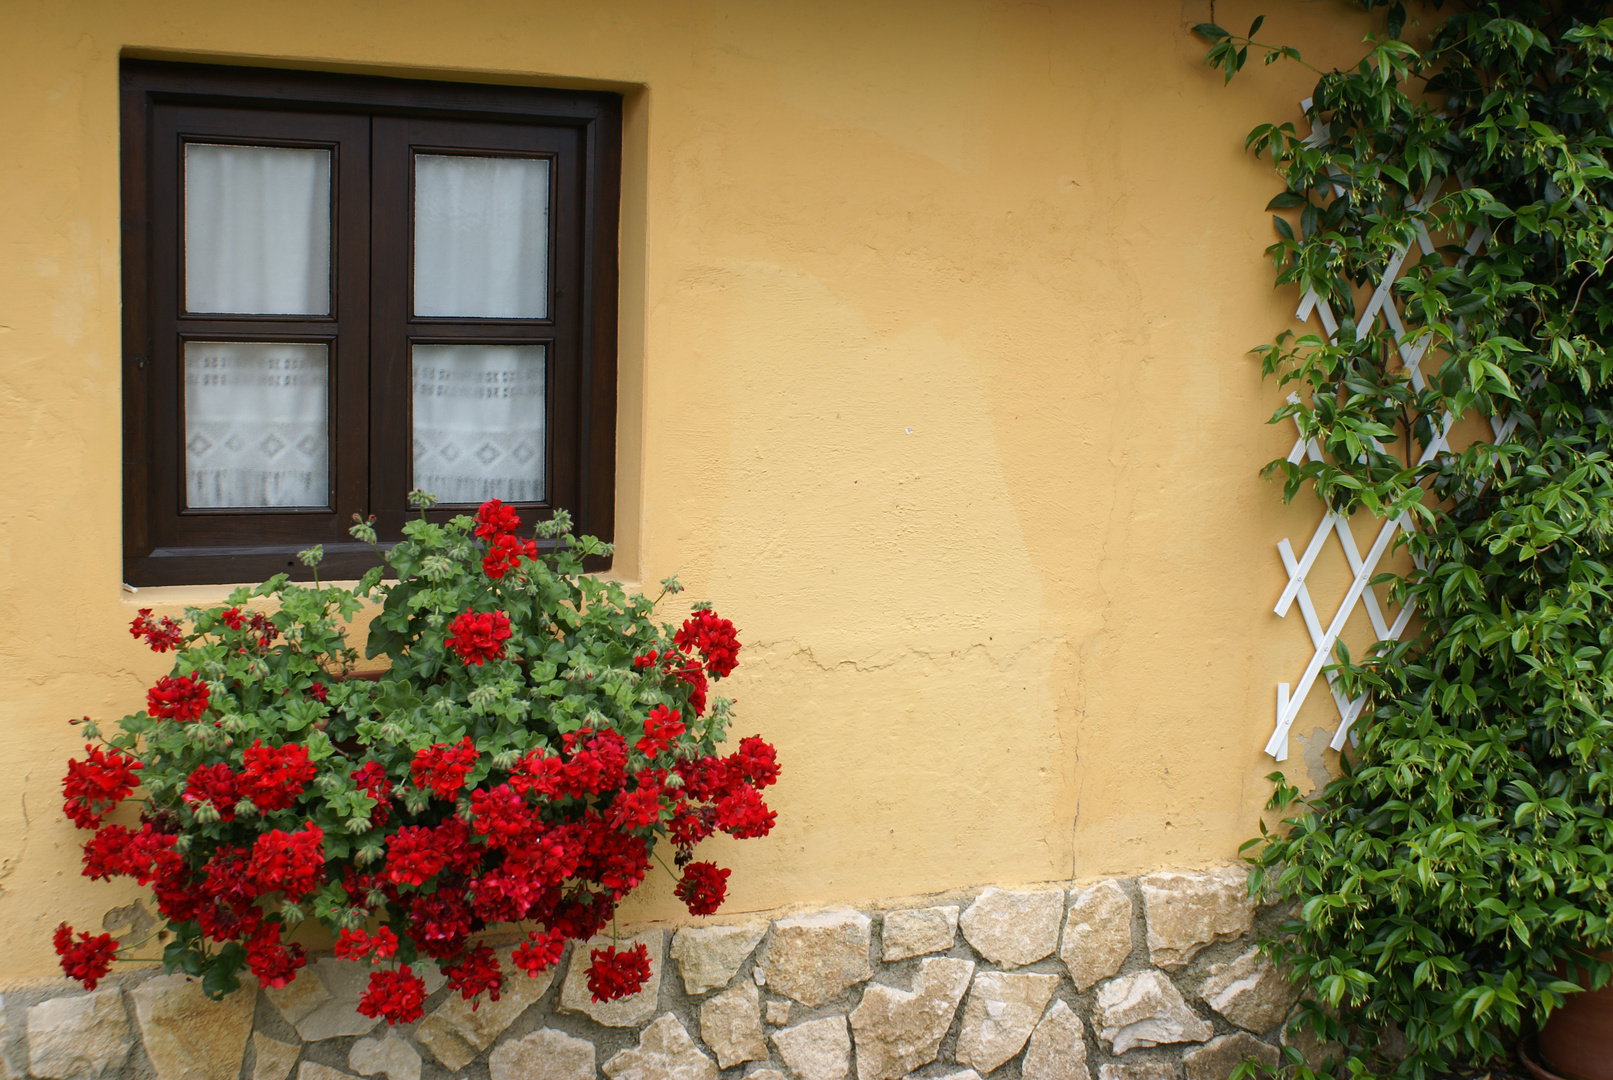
[121,61,620,586]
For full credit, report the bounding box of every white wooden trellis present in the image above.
[1264,101,1518,761]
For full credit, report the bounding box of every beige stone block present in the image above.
[1021,1000,1090,1080]
[698,981,766,1069]
[26,990,133,1080]
[1198,950,1299,1034]
[487,1028,594,1080]
[764,999,791,1026]
[414,945,553,1069]
[347,1030,420,1080]
[1138,867,1256,969]
[601,1013,716,1080]
[1095,970,1212,1055]
[297,1064,357,1080]
[954,971,1059,1073]
[769,1015,850,1080]
[669,923,768,996]
[847,956,973,1080]
[880,907,958,962]
[1097,1064,1177,1080]
[759,911,873,1007]
[132,974,257,1080]
[1182,1033,1280,1080]
[558,932,664,1028]
[250,1034,301,1080]
[1059,880,1133,990]
[958,888,1064,968]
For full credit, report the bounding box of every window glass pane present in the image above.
[184,341,329,508]
[184,144,332,315]
[414,154,549,319]
[412,344,546,504]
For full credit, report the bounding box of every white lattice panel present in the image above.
[1265,101,1515,761]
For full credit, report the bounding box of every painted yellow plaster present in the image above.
[0,0,1396,979]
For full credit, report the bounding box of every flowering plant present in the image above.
[59,497,777,1017]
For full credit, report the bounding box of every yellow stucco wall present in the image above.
[0,0,1392,980]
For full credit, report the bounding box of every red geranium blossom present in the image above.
[469,783,534,848]
[82,823,140,880]
[447,610,512,665]
[147,673,210,722]
[384,825,451,886]
[130,608,185,652]
[512,928,567,976]
[334,926,399,962]
[442,942,503,1004]
[482,532,539,580]
[674,861,731,916]
[586,942,651,1002]
[54,923,117,990]
[357,966,428,1025]
[411,737,479,800]
[62,744,141,829]
[635,705,685,757]
[244,921,307,988]
[239,741,316,813]
[349,761,393,826]
[729,736,780,789]
[246,823,325,899]
[674,609,742,678]
[182,762,239,821]
[473,498,522,540]
[714,785,776,839]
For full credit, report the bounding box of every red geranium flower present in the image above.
[674,609,742,678]
[473,498,522,540]
[239,741,316,813]
[349,761,393,826]
[586,942,651,1002]
[411,737,479,800]
[512,928,567,976]
[182,762,239,821]
[129,608,184,652]
[482,532,539,580]
[729,736,780,789]
[634,705,685,758]
[447,610,512,665]
[62,744,142,829]
[674,861,731,916]
[383,825,451,886]
[244,921,307,988]
[714,785,776,839]
[54,923,117,990]
[246,823,325,899]
[357,966,428,1025]
[334,926,399,962]
[147,673,210,723]
[442,942,503,1004]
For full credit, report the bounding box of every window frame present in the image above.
[120,60,621,586]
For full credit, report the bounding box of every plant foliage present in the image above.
[58,499,777,1016]
[1198,2,1613,1076]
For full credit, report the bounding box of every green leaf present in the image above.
[1193,22,1230,42]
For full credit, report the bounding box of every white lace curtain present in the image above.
[184,342,329,508]
[412,344,547,504]
[180,145,551,508]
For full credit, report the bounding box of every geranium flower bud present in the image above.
[234,797,259,818]
[491,750,519,770]
[355,844,383,865]
[192,799,221,825]
[279,900,305,921]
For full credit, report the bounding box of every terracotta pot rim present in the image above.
[1522,1034,1595,1080]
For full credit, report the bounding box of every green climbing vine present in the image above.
[1197,2,1613,1076]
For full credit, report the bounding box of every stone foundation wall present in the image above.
[1,867,1316,1080]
